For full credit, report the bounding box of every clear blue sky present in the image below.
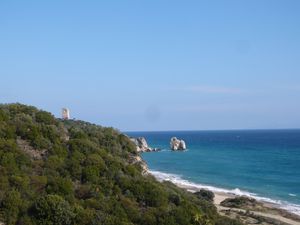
[1,0,300,131]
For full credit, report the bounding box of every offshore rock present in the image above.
[170,137,187,150]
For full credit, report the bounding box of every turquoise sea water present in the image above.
[126,130,300,215]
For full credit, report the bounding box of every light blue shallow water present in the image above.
[126,130,300,215]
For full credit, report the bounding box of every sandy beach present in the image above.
[171,182,300,225]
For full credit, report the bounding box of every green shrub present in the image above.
[194,189,215,202]
[220,196,257,208]
[1,189,22,225]
[34,194,74,225]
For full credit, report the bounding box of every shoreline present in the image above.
[148,169,300,225]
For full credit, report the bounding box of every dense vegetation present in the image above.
[194,190,215,203]
[220,197,258,209]
[0,103,242,225]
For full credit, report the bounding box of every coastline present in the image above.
[148,169,300,225]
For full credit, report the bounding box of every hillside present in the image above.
[0,103,242,225]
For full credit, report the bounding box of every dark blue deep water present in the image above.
[127,130,300,215]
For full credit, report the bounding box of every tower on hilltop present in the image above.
[62,108,70,120]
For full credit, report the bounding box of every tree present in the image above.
[34,194,74,225]
[1,189,22,225]
[194,189,215,202]
[35,111,56,125]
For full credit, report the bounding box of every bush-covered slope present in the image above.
[0,103,242,225]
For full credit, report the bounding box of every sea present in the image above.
[126,130,300,215]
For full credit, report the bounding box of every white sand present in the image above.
[174,182,300,225]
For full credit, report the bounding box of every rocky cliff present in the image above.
[130,137,160,152]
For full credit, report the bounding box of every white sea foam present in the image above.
[160,149,170,152]
[149,170,300,216]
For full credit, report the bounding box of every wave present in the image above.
[159,149,171,152]
[149,170,300,216]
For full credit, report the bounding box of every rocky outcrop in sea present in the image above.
[170,137,186,150]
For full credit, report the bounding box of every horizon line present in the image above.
[123,128,300,133]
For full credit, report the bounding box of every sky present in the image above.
[1,0,300,131]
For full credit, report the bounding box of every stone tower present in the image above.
[62,108,70,120]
